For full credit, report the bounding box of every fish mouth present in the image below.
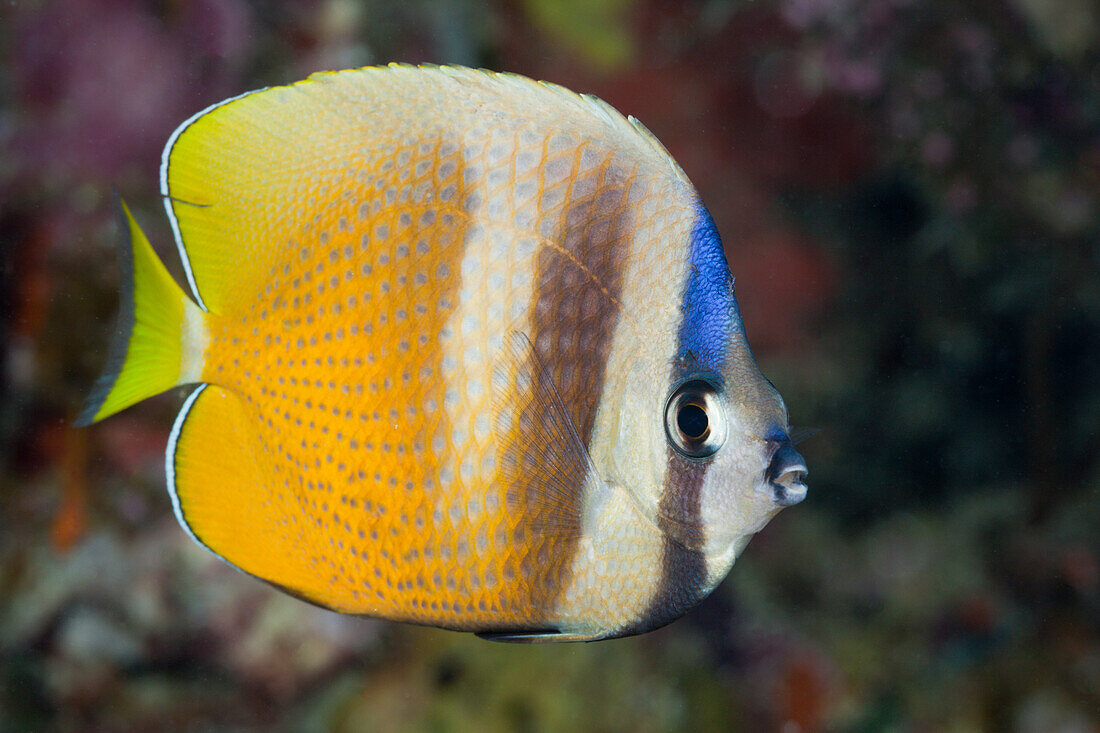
[772,475,808,506]
[766,440,808,507]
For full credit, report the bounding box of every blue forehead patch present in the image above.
[676,203,742,371]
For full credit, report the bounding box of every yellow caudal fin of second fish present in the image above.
[74,201,207,427]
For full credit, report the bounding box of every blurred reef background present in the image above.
[2,0,1098,729]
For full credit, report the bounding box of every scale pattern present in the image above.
[169,68,690,631]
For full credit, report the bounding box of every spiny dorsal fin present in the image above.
[159,65,692,314]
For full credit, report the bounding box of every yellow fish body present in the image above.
[78,65,807,641]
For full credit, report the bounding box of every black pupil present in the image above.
[677,402,709,440]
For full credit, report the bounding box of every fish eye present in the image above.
[664,379,727,459]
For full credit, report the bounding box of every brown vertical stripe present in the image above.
[497,154,635,628]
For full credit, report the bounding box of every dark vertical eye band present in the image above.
[664,379,726,459]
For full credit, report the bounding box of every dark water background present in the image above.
[2,0,1098,729]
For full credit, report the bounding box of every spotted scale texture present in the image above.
[167,67,699,633]
[189,130,471,618]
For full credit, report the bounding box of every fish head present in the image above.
[665,346,807,561]
[608,204,808,577]
[609,341,806,566]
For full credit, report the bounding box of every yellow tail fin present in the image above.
[75,200,207,427]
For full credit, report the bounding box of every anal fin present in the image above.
[168,384,383,613]
[167,384,272,573]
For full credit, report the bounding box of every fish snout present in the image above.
[766,441,808,507]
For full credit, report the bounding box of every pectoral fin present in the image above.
[492,331,609,541]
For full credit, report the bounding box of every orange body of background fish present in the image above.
[77,65,807,641]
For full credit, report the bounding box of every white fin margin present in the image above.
[164,383,235,572]
[165,384,207,548]
[159,87,269,313]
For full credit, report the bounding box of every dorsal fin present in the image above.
[159,64,691,314]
